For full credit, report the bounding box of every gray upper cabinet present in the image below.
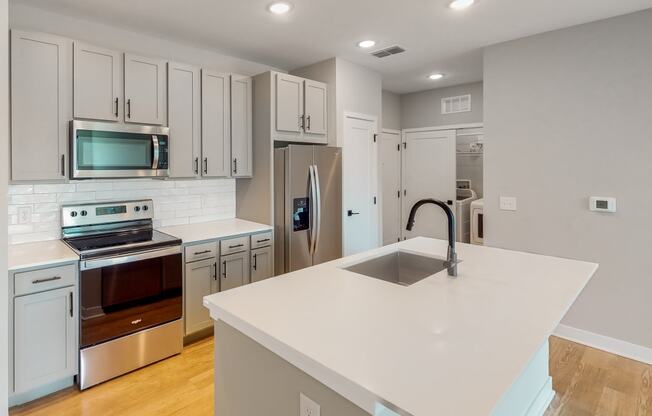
[168,62,201,178]
[11,31,72,181]
[231,75,253,178]
[250,246,273,283]
[124,53,167,125]
[304,80,328,136]
[276,73,304,133]
[13,286,77,394]
[201,70,231,177]
[73,42,121,122]
[220,251,249,291]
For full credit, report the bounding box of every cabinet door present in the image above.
[14,287,77,393]
[220,251,249,291]
[304,80,327,136]
[124,53,167,125]
[168,62,201,178]
[276,73,304,133]
[11,31,72,181]
[73,42,120,121]
[251,246,273,283]
[184,258,217,335]
[231,75,253,177]
[201,70,231,177]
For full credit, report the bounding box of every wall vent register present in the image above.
[442,94,471,114]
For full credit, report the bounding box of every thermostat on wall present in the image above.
[589,197,616,213]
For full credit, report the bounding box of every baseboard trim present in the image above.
[554,324,652,365]
[525,377,555,416]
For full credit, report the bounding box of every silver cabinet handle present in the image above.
[194,250,212,256]
[194,157,199,174]
[60,154,65,177]
[298,114,303,129]
[69,291,74,318]
[306,115,311,131]
[32,276,62,284]
[229,244,244,249]
[222,260,227,278]
[253,253,257,271]
[233,158,238,174]
[114,97,119,117]
[213,262,217,281]
[256,238,270,243]
[203,157,208,175]
[127,99,132,119]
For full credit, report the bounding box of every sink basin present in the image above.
[343,250,450,286]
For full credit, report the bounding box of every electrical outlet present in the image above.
[300,393,320,416]
[18,206,32,224]
[499,197,517,211]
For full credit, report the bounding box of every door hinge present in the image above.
[373,134,378,143]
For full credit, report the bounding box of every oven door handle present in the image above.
[80,246,181,271]
[152,135,160,169]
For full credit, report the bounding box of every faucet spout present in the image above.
[406,199,458,277]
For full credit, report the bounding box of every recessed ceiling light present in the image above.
[449,0,475,10]
[357,40,376,49]
[428,73,445,80]
[268,2,292,14]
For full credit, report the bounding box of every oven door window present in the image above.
[80,253,182,348]
[76,129,153,170]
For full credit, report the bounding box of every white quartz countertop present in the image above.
[9,240,78,271]
[204,237,597,416]
[158,218,272,244]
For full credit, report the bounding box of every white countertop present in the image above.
[158,218,272,244]
[204,237,597,416]
[9,240,78,271]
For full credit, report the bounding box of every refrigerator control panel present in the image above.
[293,198,310,231]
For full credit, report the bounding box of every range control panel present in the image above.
[62,199,154,228]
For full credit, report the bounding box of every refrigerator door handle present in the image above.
[308,165,317,255]
[312,164,322,255]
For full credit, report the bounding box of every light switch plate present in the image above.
[500,197,517,211]
[18,206,32,224]
[300,393,320,416]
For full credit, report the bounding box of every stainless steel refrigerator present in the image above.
[274,145,342,274]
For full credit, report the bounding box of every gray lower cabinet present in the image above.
[184,257,218,335]
[250,246,273,283]
[220,251,250,291]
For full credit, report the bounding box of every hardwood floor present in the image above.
[9,336,652,415]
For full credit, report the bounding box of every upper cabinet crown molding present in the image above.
[73,42,121,122]
[11,30,72,181]
[124,53,167,125]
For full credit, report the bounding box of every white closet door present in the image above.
[402,129,456,240]
[379,131,402,245]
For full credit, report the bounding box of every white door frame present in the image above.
[380,129,402,244]
[342,111,380,253]
[402,122,483,134]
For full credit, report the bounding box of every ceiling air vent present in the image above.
[370,45,406,58]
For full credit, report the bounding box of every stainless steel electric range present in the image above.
[61,199,183,390]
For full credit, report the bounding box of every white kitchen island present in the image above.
[204,237,597,416]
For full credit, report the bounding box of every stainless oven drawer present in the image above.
[185,242,217,263]
[14,264,76,296]
[250,231,273,249]
[220,236,249,255]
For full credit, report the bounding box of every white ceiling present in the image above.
[14,0,652,93]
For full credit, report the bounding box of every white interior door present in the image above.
[342,114,379,255]
[380,130,402,245]
[402,129,456,240]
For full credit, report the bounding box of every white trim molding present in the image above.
[401,122,483,134]
[555,324,652,365]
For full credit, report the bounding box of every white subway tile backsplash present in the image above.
[8,178,237,244]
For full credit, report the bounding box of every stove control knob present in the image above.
[134,206,141,212]
[70,211,78,217]
[142,205,149,211]
[80,210,88,216]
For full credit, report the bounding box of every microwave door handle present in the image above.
[152,135,160,169]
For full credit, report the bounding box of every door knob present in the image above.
[347,210,360,217]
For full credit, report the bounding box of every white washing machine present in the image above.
[470,198,484,245]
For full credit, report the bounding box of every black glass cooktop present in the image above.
[64,229,180,259]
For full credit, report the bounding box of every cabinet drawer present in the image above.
[185,242,217,263]
[14,264,76,296]
[220,236,249,256]
[250,231,273,249]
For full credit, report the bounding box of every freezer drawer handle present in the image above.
[347,210,360,217]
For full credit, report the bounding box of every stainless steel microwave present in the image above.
[70,120,170,179]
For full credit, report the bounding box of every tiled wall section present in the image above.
[8,179,236,244]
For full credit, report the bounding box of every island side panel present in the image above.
[214,320,371,416]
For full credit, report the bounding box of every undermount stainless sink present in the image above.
[343,250,452,286]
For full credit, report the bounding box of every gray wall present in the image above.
[382,90,401,130]
[1,0,8,411]
[484,9,652,348]
[401,82,483,129]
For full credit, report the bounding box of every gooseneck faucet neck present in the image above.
[405,199,458,277]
